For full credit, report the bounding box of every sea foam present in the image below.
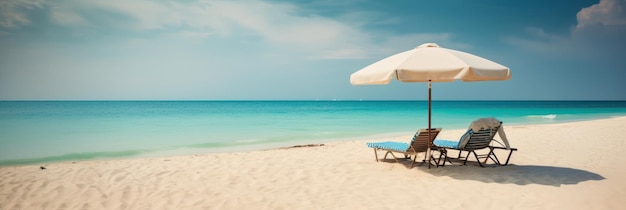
[526,114,557,119]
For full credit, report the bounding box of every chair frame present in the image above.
[370,128,442,168]
[435,123,517,167]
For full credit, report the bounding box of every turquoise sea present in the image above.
[1,100,626,166]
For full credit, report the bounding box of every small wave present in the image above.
[526,114,557,119]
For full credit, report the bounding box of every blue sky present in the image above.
[1,0,625,100]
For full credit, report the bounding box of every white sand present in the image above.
[1,117,626,209]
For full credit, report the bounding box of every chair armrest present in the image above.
[489,146,517,151]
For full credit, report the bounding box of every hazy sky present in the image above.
[1,0,625,100]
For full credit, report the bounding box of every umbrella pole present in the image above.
[426,80,432,168]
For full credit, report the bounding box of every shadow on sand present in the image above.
[423,164,605,187]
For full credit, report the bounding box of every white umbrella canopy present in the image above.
[350,43,511,167]
[350,43,511,84]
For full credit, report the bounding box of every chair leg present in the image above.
[462,151,471,166]
[446,153,453,165]
[502,149,517,166]
[485,147,500,165]
[373,149,379,162]
[472,151,485,167]
[433,148,453,166]
[431,153,442,168]
[427,149,443,167]
[385,151,400,163]
[428,151,437,167]
[487,147,518,166]
[439,149,452,166]
[495,148,517,166]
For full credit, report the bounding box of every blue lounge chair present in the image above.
[433,122,517,167]
[366,128,442,168]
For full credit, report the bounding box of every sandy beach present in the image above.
[1,117,625,209]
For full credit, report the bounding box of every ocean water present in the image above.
[1,100,626,166]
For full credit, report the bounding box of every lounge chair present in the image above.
[366,128,442,168]
[433,121,517,167]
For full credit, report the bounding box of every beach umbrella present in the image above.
[350,43,511,166]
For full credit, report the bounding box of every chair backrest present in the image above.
[462,122,501,150]
[409,128,442,153]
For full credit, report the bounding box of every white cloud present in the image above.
[573,0,626,49]
[506,0,626,57]
[0,0,43,28]
[46,0,186,29]
[576,0,626,29]
[202,0,369,58]
[35,0,375,58]
[49,5,85,26]
[2,0,459,60]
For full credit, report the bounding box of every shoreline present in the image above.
[2,115,626,168]
[2,100,626,167]
[1,116,626,209]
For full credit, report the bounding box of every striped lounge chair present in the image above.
[366,128,442,168]
[433,122,517,167]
